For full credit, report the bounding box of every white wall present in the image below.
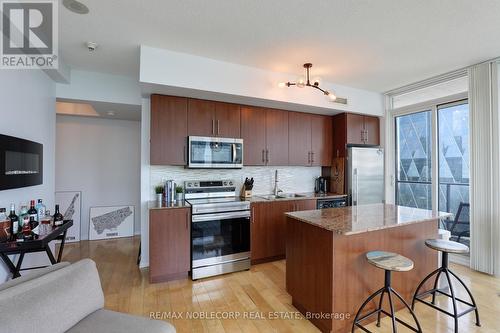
[0,70,56,282]
[140,46,384,116]
[56,115,141,239]
[56,69,142,106]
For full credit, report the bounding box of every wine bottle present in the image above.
[8,204,19,241]
[53,204,64,227]
[28,200,38,222]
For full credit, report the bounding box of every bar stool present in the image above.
[352,251,423,333]
[412,239,480,333]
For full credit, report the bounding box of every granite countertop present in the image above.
[249,192,347,203]
[285,203,452,236]
[148,200,191,210]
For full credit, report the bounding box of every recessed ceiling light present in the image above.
[62,0,89,15]
[107,111,115,116]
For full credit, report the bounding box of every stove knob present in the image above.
[187,183,192,187]
[195,183,199,187]
[229,181,233,186]
[223,181,228,186]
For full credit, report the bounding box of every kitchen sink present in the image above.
[259,193,307,200]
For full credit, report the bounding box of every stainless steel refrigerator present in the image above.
[347,147,385,206]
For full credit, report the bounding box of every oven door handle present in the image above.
[192,211,250,223]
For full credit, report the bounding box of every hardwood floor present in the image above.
[61,236,500,332]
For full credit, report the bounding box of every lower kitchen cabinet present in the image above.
[149,208,190,283]
[251,199,317,264]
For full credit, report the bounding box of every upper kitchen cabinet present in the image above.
[150,95,188,166]
[311,114,333,166]
[215,102,241,138]
[332,113,380,157]
[289,112,312,166]
[265,108,289,165]
[241,106,267,165]
[289,112,333,166]
[187,99,241,137]
[241,106,289,166]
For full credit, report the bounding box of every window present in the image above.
[395,111,433,209]
[438,101,470,246]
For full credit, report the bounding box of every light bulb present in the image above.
[313,78,321,86]
[278,82,286,88]
[296,77,305,88]
[327,92,337,102]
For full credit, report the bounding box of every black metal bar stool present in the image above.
[412,239,480,333]
[352,251,423,333]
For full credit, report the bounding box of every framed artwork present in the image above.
[89,205,134,240]
[55,191,82,243]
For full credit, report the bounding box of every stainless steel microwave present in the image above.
[188,136,243,168]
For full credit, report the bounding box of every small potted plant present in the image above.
[155,185,164,204]
[175,185,184,202]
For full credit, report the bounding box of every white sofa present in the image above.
[0,259,175,333]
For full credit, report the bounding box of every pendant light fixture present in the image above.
[278,63,337,102]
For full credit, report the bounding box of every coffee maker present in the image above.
[315,176,328,194]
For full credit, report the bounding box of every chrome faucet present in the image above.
[273,170,282,196]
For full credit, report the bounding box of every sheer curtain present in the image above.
[468,62,500,275]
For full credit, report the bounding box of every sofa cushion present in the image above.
[67,309,176,333]
[0,259,104,333]
[0,261,70,292]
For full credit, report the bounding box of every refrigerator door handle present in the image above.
[353,168,359,206]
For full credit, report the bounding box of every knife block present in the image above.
[240,187,252,199]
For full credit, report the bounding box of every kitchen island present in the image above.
[285,203,451,333]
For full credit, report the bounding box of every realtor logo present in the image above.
[1,0,58,69]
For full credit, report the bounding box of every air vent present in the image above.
[335,97,348,105]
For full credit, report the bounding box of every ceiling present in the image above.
[56,99,142,121]
[60,0,500,92]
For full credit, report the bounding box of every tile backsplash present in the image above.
[150,166,321,199]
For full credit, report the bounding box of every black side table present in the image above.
[0,220,73,279]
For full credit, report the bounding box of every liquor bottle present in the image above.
[0,208,8,241]
[8,204,19,241]
[18,203,29,230]
[28,200,38,222]
[35,199,46,221]
[29,215,39,235]
[53,205,64,227]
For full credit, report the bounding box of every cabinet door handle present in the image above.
[217,120,220,136]
[184,146,187,163]
[262,149,266,163]
[311,151,315,164]
[364,129,368,143]
[212,119,215,135]
[307,151,311,164]
[266,149,269,164]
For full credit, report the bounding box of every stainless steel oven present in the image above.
[186,180,251,280]
[188,136,243,168]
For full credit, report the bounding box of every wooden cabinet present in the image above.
[241,106,267,165]
[265,108,289,165]
[150,95,188,165]
[346,113,365,145]
[241,106,289,166]
[311,114,333,166]
[289,112,333,166]
[149,208,190,283]
[150,94,333,167]
[364,115,380,145]
[251,198,317,264]
[215,102,241,137]
[187,99,240,137]
[288,112,312,166]
[187,99,215,136]
[332,113,380,157]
